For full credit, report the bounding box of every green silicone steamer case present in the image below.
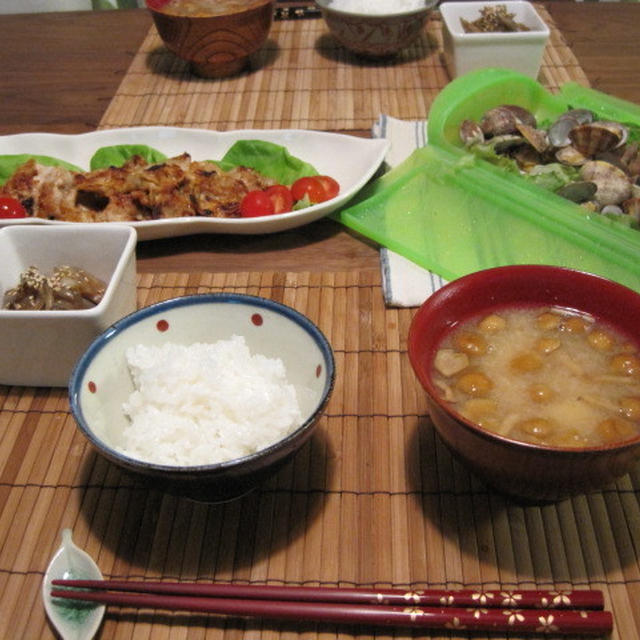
[336,68,640,293]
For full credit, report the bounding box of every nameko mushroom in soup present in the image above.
[431,305,640,448]
[149,0,268,16]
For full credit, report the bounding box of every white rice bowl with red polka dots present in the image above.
[69,293,335,501]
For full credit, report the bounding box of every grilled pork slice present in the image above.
[73,154,194,221]
[1,160,79,220]
[189,161,275,218]
[0,153,275,222]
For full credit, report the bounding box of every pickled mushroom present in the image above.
[3,265,106,311]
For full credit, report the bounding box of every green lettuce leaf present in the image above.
[219,140,317,185]
[89,144,167,170]
[1,140,317,192]
[524,163,581,192]
[0,154,83,186]
[466,142,523,175]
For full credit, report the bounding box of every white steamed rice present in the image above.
[119,336,302,467]
[326,0,429,14]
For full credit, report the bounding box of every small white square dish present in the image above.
[440,1,550,79]
[0,224,137,387]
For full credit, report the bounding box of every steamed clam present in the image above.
[555,180,597,204]
[516,122,548,154]
[459,104,640,224]
[479,105,537,137]
[555,145,587,167]
[569,122,625,157]
[580,160,633,207]
[619,142,640,175]
[548,109,594,147]
[459,119,484,147]
[622,197,640,220]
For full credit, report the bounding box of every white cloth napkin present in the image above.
[372,115,448,307]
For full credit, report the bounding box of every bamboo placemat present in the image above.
[98,6,589,132]
[0,271,639,639]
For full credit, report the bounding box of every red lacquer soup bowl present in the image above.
[408,265,640,502]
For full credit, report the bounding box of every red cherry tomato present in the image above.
[291,177,326,204]
[265,184,294,214]
[0,196,27,219]
[240,190,275,218]
[315,175,340,200]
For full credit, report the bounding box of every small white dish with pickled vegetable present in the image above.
[0,224,136,387]
[440,1,550,78]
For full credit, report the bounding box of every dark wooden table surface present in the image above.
[2,3,639,274]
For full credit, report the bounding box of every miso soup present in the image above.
[154,0,267,17]
[431,306,640,448]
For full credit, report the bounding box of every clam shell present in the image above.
[516,123,548,154]
[548,116,579,147]
[555,145,587,167]
[480,105,536,137]
[563,109,594,125]
[599,121,629,147]
[580,160,633,206]
[601,204,624,216]
[569,123,623,157]
[480,106,518,137]
[502,105,537,128]
[512,146,543,172]
[620,141,640,175]
[622,197,640,217]
[595,150,629,173]
[548,110,594,147]
[459,119,484,147]
[555,181,597,203]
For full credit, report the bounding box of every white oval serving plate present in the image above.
[0,127,389,240]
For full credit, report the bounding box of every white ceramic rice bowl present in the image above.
[315,0,437,57]
[69,293,335,501]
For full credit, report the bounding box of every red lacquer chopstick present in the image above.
[48,588,613,635]
[51,579,605,610]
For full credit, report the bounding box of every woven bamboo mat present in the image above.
[97,6,589,132]
[0,271,639,639]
